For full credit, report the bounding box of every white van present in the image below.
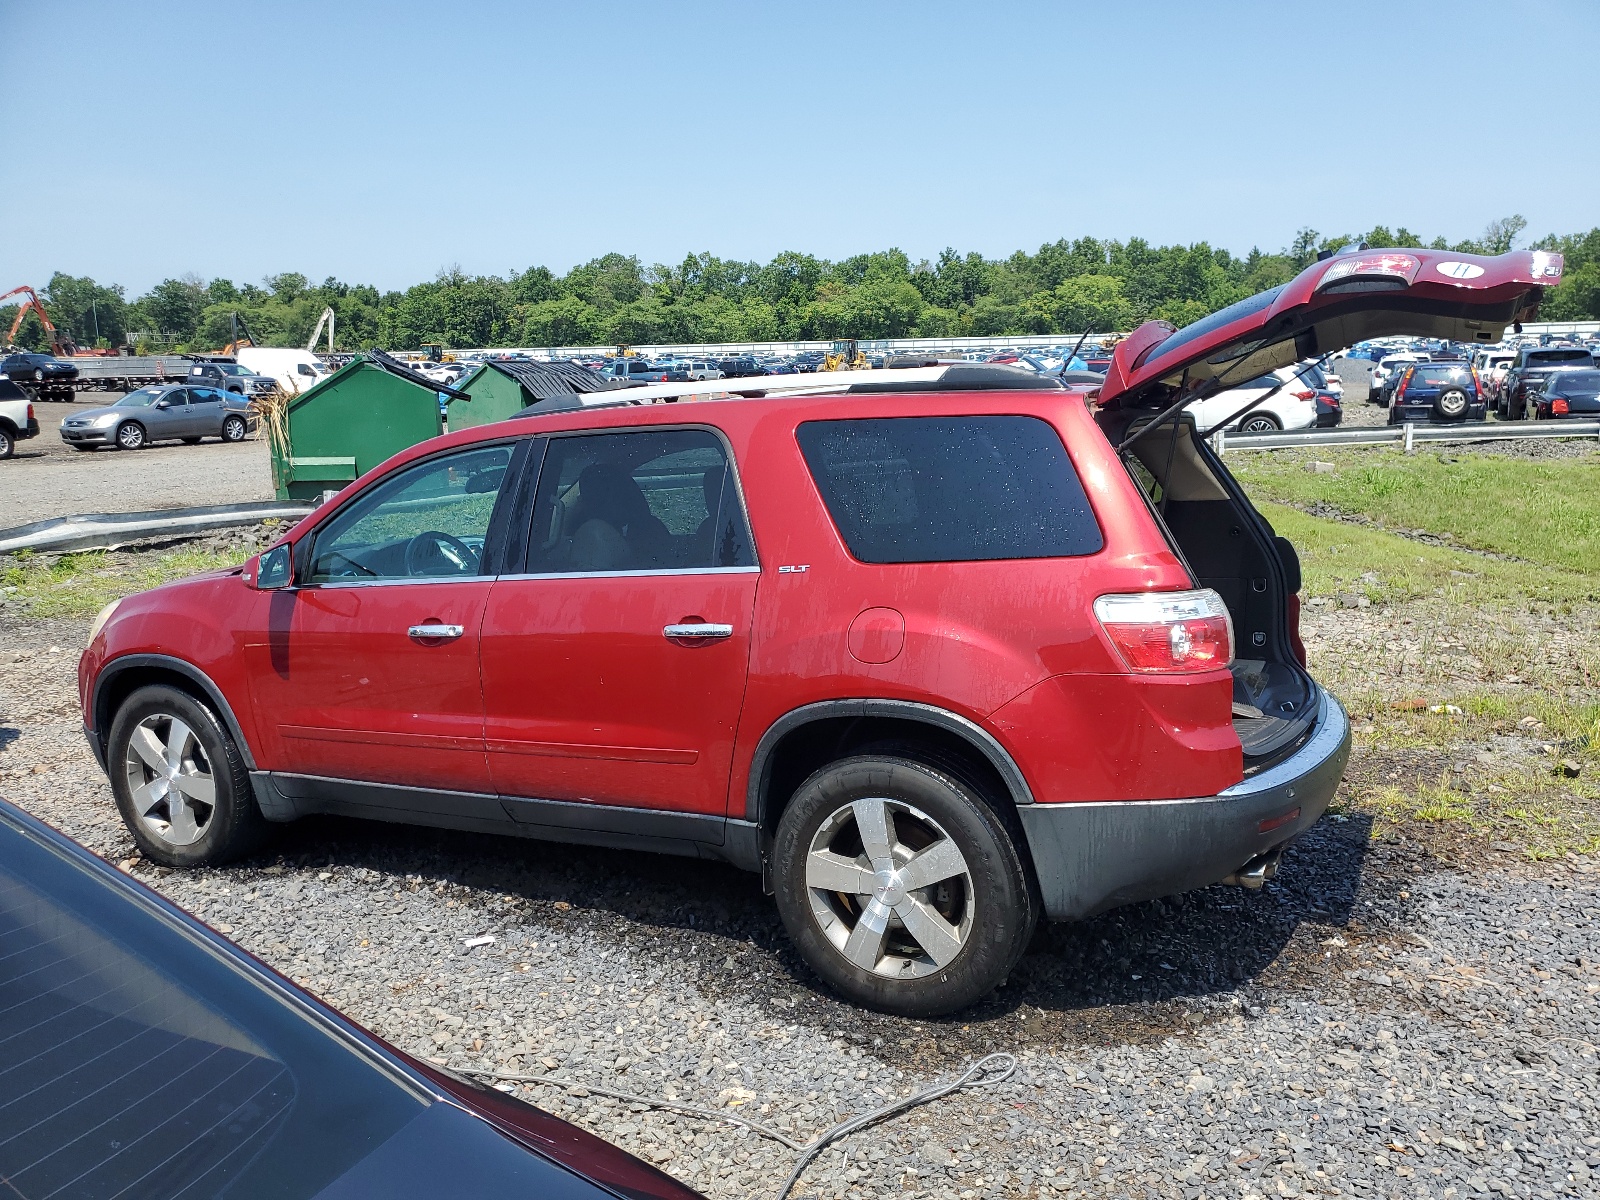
[236,348,331,395]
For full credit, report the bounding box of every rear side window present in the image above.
[797,416,1102,564]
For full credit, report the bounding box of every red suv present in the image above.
[79,249,1558,1015]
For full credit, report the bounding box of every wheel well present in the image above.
[755,715,1016,839]
[93,663,254,768]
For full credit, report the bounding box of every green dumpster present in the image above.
[448,358,624,432]
[267,352,469,502]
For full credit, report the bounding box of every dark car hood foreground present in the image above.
[0,797,703,1200]
[1098,248,1561,410]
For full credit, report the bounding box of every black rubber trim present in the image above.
[255,772,762,871]
[744,698,1035,825]
[1018,689,1350,920]
[91,654,258,771]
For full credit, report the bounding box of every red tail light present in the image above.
[1394,373,1410,402]
[1552,397,1569,416]
[26,403,35,420]
[1293,389,1315,401]
[1472,370,1483,401]
[1094,590,1234,674]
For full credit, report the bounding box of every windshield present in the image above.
[0,803,425,1199]
[116,388,163,407]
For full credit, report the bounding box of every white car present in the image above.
[669,359,725,381]
[1368,353,1430,405]
[1190,366,1319,434]
[1472,350,1516,404]
[236,348,331,395]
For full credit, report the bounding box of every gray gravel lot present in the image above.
[1,396,273,525]
[2,606,1596,1200]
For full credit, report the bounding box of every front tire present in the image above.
[116,421,146,450]
[773,755,1036,1016]
[108,684,265,867]
[221,414,248,442]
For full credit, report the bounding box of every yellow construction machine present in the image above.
[821,339,870,371]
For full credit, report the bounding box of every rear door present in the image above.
[480,426,758,819]
[188,386,227,435]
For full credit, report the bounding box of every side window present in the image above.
[796,416,1103,564]
[308,444,514,582]
[525,428,754,574]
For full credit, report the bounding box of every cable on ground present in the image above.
[462,1050,1017,1200]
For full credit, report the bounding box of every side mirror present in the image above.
[154,399,171,409]
[255,543,294,590]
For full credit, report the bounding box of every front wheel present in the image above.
[221,414,248,442]
[116,421,146,450]
[32,368,43,382]
[107,684,265,867]
[1239,413,1282,434]
[773,755,1036,1016]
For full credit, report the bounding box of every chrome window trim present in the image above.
[498,565,761,582]
[305,565,762,588]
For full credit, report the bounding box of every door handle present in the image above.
[408,623,464,639]
[663,623,733,640]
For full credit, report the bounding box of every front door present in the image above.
[244,441,519,796]
[480,427,759,817]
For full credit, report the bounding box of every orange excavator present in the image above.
[1,286,78,356]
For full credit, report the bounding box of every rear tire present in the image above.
[221,414,248,442]
[0,428,12,459]
[115,421,146,450]
[773,755,1036,1016]
[1239,413,1281,434]
[107,684,266,868]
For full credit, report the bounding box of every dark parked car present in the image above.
[1535,367,1600,419]
[1497,346,1596,419]
[0,796,703,1200]
[1,351,78,386]
[715,356,765,378]
[1314,389,1342,427]
[1386,363,1485,424]
[58,383,256,450]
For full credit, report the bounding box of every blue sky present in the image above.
[4,0,1596,294]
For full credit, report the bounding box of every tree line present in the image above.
[7,217,1596,355]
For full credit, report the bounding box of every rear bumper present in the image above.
[1018,686,1350,920]
[21,418,39,440]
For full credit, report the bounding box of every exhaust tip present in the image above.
[1223,849,1283,890]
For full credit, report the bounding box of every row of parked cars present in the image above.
[1351,338,1600,423]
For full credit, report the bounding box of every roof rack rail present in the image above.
[502,363,1068,420]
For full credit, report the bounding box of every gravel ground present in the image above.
[2,594,1597,1199]
[2,396,273,525]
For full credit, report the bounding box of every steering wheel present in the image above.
[404,530,479,577]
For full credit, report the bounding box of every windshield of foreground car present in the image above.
[116,388,164,407]
[0,803,425,1199]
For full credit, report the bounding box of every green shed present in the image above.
[268,350,470,502]
[448,358,622,431]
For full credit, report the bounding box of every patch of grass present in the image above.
[1358,769,1600,859]
[1235,447,1600,573]
[0,545,249,619]
[1260,501,1600,605]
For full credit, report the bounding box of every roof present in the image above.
[474,358,625,401]
[367,349,472,400]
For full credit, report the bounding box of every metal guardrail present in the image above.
[1214,420,1600,453]
[0,501,313,555]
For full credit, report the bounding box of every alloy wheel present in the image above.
[222,415,247,441]
[1241,415,1280,434]
[121,714,216,847]
[805,796,974,978]
[117,422,144,449]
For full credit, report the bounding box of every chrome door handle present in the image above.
[408,623,464,639]
[663,623,734,640]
